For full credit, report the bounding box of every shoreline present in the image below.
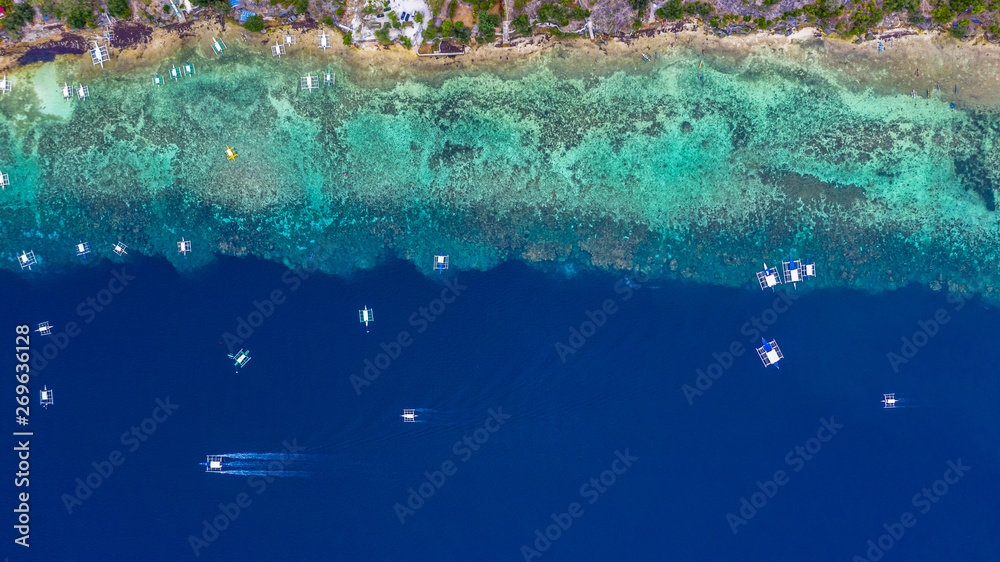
[2,18,998,116]
[1,17,997,80]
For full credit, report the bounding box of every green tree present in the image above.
[931,5,953,22]
[414,11,423,23]
[343,31,353,44]
[66,6,91,28]
[883,0,918,11]
[244,14,265,32]
[295,0,309,14]
[479,10,501,28]
[538,3,567,23]
[453,23,472,42]
[107,0,131,18]
[375,22,391,44]
[448,0,457,18]
[480,24,496,42]
[2,3,36,31]
[656,0,682,19]
[512,13,531,34]
[211,0,232,14]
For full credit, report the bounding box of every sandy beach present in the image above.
[4,18,1000,109]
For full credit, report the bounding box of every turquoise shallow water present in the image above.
[1,38,999,298]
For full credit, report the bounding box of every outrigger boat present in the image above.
[204,455,226,472]
[756,338,783,368]
[75,239,92,258]
[228,349,251,371]
[802,259,816,280]
[434,254,449,272]
[40,386,54,407]
[359,306,374,332]
[756,262,782,291]
[782,253,803,289]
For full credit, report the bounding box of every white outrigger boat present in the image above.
[434,254,449,273]
[782,253,817,289]
[204,455,226,472]
[882,393,898,408]
[17,250,37,270]
[756,262,782,291]
[228,349,251,371]
[802,258,816,280]
[782,253,803,289]
[756,338,783,368]
[402,409,417,422]
[40,386,54,407]
[359,306,374,332]
[76,239,92,258]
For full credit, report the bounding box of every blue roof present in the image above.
[229,0,241,7]
[240,9,255,21]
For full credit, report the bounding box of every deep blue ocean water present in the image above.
[3,257,998,561]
